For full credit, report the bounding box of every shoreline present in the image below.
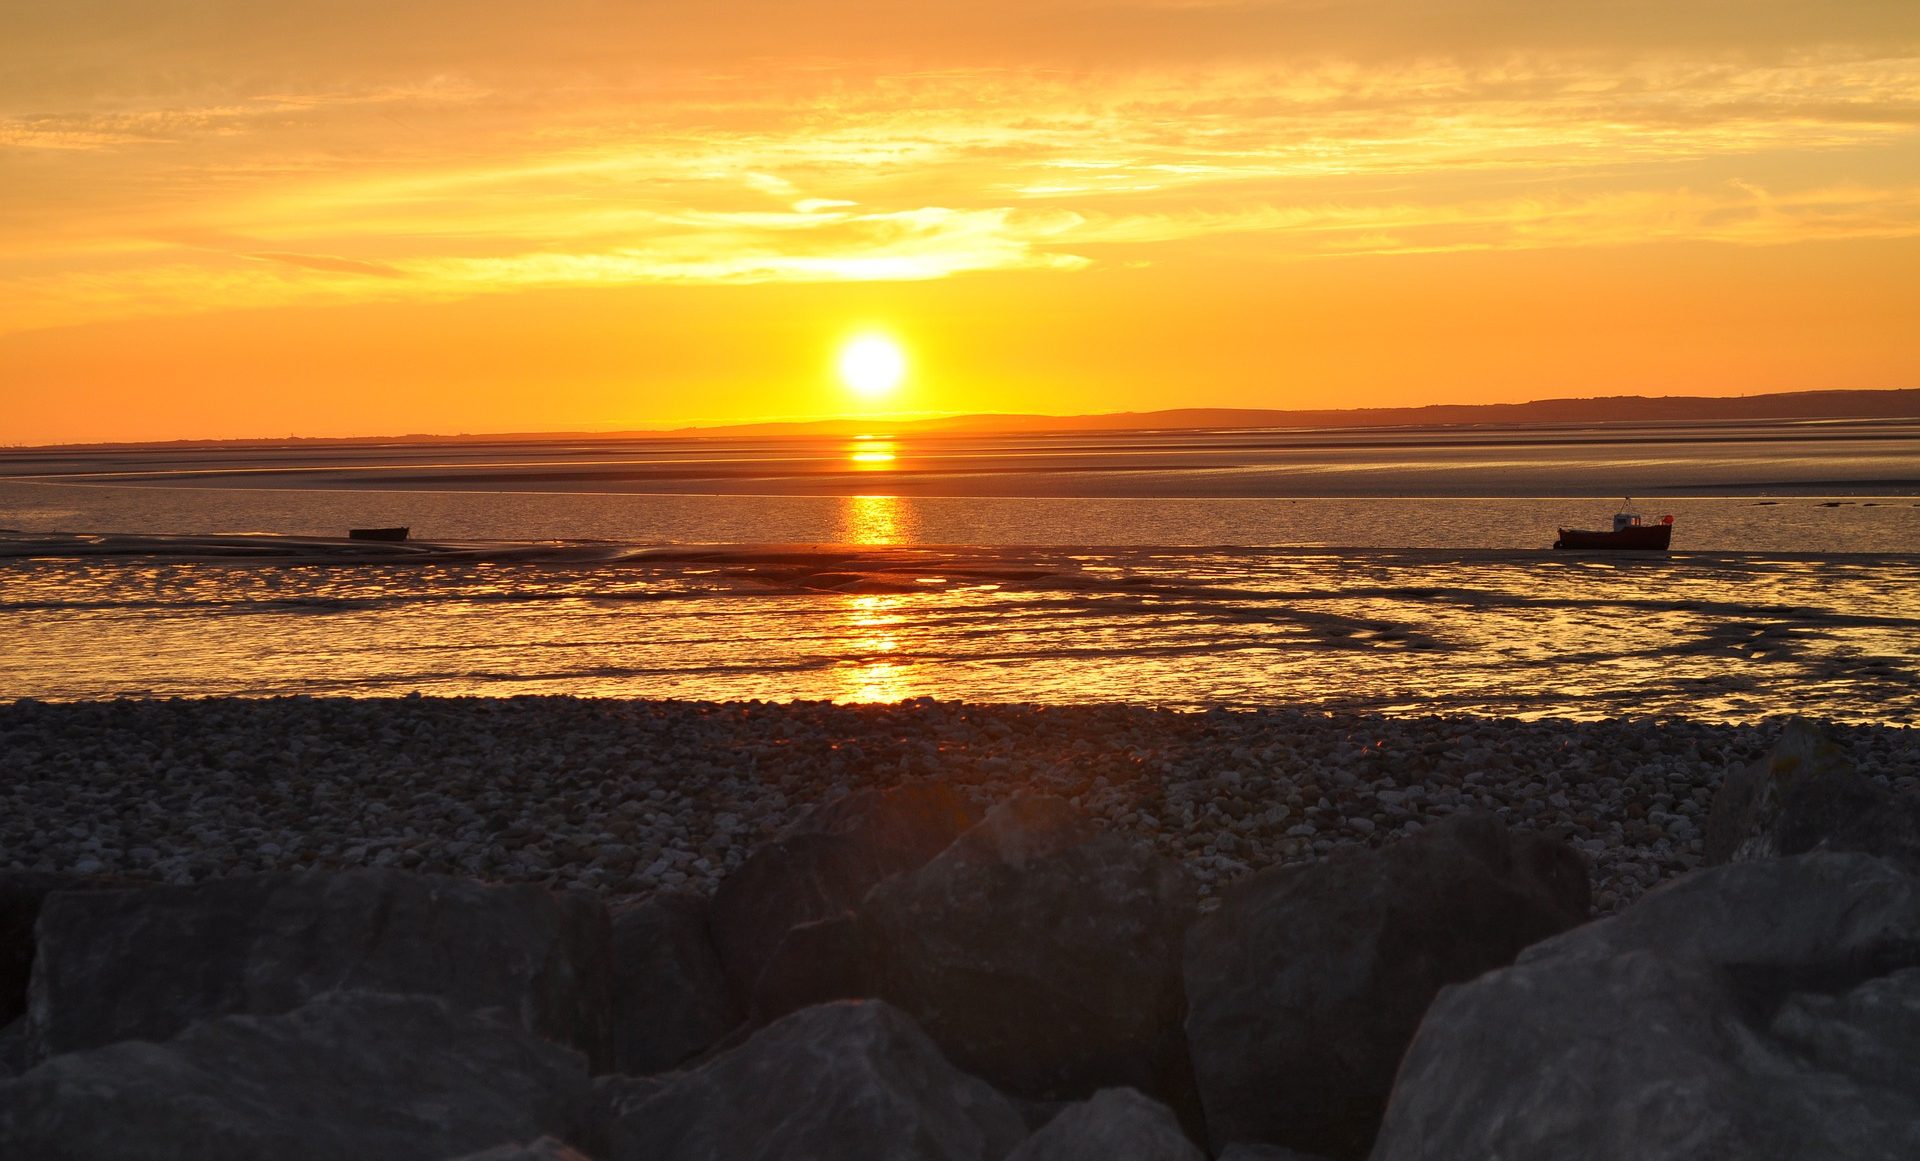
[7,697,1917,912]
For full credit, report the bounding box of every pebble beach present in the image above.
[6,697,1916,912]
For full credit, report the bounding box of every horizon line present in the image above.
[5,384,1916,452]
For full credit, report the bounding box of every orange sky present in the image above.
[4,1,1919,443]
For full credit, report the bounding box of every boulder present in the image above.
[24,870,613,1068]
[0,992,591,1161]
[1703,717,1850,863]
[602,999,1026,1161]
[0,1018,22,1078]
[1002,1088,1204,1161]
[862,796,1199,1112]
[1773,966,1920,1094]
[1182,813,1588,1159]
[610,892,739,1074]
[1372,851,1920,1161]
[0,871,143,1025]
[1704,718,1920,872]
[1768,776,1920,873]
[708,781,979,1001]
[580,1075,670,1157]
[747,908,883,1023]
[1217,1147,1334,1161]
[444,1139,595,1161]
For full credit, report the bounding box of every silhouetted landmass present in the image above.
[13,387,1918,451]
[709,388,1920,437]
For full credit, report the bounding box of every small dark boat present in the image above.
[348,526,410,542]
[1554,501,1672,551]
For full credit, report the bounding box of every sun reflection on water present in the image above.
[843,493,900,545]
[841,592,911,702]
[848,436,897,469]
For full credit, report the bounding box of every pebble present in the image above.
[1,698,1913,913]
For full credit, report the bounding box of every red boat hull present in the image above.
[1553,524,1672,550]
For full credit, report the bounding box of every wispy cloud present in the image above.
[3,8,1917,334]
[246,251,409,277]
[1071,182,1920,254]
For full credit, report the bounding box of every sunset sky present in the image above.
[5,1,1919,443]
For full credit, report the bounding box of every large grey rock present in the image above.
[610,892,739,1074]
[1217,1147,1334,1161]
[1002,1088,1203,1161]
[1704,719,1920,872]
[603,999,1027,1161]
[1373,851,1920,1161]
[708,781,979,1001]
[0,992,591,1161]
[747,907,883,1023]
[1183,813,1588,1159]
[1772,966,1920,1093]
[0,1018,22,1078]
[864,796,1200,1112]
[445,1139,595,1161]
[0,871,143,1025]
[582,1075,670,1158]
[24,870,613,1068]
[1524,844,1920,971]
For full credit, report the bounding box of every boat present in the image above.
[348,526,410,542]
[1553,501,1672,551]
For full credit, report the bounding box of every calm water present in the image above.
[3,421,1917,719]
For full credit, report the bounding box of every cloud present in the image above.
[0,205,1089,335]
[1069,182,1920,255]
[3,3,1917,336]
[10,2,1917,101]
[246,251,409,277]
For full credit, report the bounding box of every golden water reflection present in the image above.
[8,541,1920,721]
[842,493,900,545]
[848,436,896,469]
[835,494,914,700]
[841,592,911,702]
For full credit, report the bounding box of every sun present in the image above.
[838,334,907,399]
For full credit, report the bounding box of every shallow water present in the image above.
[3,537,1916,722]
[8,419,1918,502]
[4,422,1915,718]
[4,485,1920,555]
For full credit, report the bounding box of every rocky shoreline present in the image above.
[2,709,1918,1159]
[3,698,1916,915]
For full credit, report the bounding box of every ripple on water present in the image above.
[2,539,1917,723]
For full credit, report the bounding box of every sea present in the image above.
[3,418,1917,723]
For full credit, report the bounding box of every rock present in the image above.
[0,992,590,1161]
[1002,1088,1203,1161]
[0,1018,23,1079]
[1372,851,1920,1161]
[1705,717,1920,872]
[862,796,1199,1113]
[602,999,1026,1161]
[1767,775,1920,873]
[1216,1147,1335,1161]
[610,892,739,1074]
[708,780,979,1000]
[443,1139,595,1161]
[747,909,883,1023]
[1182,813,1588,1159]
[1702,718,1847,863]
[1007,1096,1074,1134]
[24,870,614,1069]
[0,871,142,1026]
[1772,966,1920,1092]
[578,1075,670,1157]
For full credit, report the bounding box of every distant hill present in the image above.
[693,388,1920,438]
[14,387,1918,451]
